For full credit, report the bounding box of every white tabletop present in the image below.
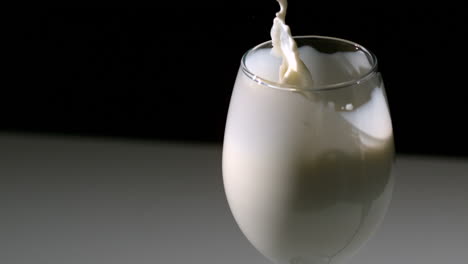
[1,134,467,264]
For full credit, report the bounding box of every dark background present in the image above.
[3,4,468,157]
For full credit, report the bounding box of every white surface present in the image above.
[0,134,467,264]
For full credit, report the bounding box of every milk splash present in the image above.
[270,0,314,87]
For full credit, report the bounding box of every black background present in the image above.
[3,4,468,157]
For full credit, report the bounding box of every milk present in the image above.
[270,0,313,87]
[223,46,394,264]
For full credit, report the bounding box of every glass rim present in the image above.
[240,35,379,92]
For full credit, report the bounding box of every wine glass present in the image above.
[222,36,394,264]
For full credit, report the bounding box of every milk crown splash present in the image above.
[271,0,314,87]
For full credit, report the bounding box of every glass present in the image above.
[222,36,394,264]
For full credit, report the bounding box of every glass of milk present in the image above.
[223,36,394,264]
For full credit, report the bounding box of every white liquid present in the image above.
[223,46,394,264]
[270,0,313,87]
